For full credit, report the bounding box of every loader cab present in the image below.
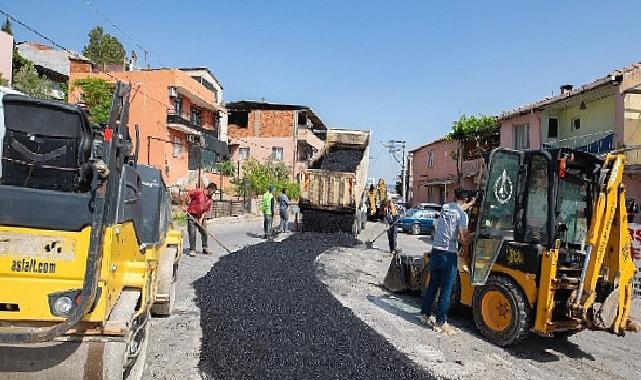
[470,148,600,285]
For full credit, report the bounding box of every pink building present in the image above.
[409,139,485,205]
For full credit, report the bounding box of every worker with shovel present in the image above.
[384,200,399,254]
[186,183,217,256]
[420,188,474,335]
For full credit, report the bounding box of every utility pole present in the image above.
[383,140,407,203]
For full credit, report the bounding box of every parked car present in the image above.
[414,202,442,212]
[399,208,438,235]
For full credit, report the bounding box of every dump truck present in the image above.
[385,147,639,346]
[299,129,370,235]
[0,82,183,379]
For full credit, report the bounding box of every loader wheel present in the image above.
[152,247,177,316]
[472,275,532,346]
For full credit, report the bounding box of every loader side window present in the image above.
[557,175,588,245]
[524,155,549,243]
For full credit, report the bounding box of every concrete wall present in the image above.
[0,31,12,86]
[228,109,295,139]
[622,93,641,166]
[541,91,615,142]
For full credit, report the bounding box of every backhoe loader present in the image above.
[385,147,639,346]
[0,82,183,378]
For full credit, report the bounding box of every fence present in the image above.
[207,199,252,218]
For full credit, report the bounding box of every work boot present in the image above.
[188,250,196,257]
[202,249,211,255]
[420,314,436,327]
[433,322,458,336]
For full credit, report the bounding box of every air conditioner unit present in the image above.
[168,86,178,98]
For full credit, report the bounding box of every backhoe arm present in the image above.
[574,154,638,333]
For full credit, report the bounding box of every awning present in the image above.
[419,179,454,186]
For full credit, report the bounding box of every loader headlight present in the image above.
[48,290,81,317]
[53,296,73,315]
[48,288,102,317]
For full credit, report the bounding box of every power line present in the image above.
[80,0,166,68]
[0,8,171,110]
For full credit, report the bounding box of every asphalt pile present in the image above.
[194,233,433,380]
[313,148,365,172]
[301,209,353,233]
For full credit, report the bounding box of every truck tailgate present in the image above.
[301,170,356,209]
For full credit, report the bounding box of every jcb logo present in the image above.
[11,259,56,274]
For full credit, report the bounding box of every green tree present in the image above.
[215,160,236,177]
[73,77,114,124]
[447,114,499,186]
[1,17,11,35]
[395,181,402,195]
[12,62,53,99]
[83,26,125,65]
[240,159,300,199]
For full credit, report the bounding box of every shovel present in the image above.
[365,220,400,249]
[185,213,233,254]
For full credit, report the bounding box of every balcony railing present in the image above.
[543,130,614,155]
[167,111,218,136]
[167,112,192,127]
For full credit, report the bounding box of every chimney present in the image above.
[560,84,573,95]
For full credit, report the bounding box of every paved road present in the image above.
[143,217,269,379]
[319,222,641,380]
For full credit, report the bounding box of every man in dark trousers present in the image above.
[384,200,399,253]
[420,188,474,335]
[277,187,290,233]
[186,183,217,256]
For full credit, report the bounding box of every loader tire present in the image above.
[151,247,177,316]
[472,275,531,346]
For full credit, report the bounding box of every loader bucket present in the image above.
[383,254,408,292]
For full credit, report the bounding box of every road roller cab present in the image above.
[0,83,182,379]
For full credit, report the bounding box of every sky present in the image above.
[2,0,641,184]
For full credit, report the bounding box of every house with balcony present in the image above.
[499,62,641,215]
[68,58,229,188]
[226,100,327,179]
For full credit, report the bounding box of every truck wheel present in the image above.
[472,275,532,346]
[410,223,421,235]
[151,247,177,316]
